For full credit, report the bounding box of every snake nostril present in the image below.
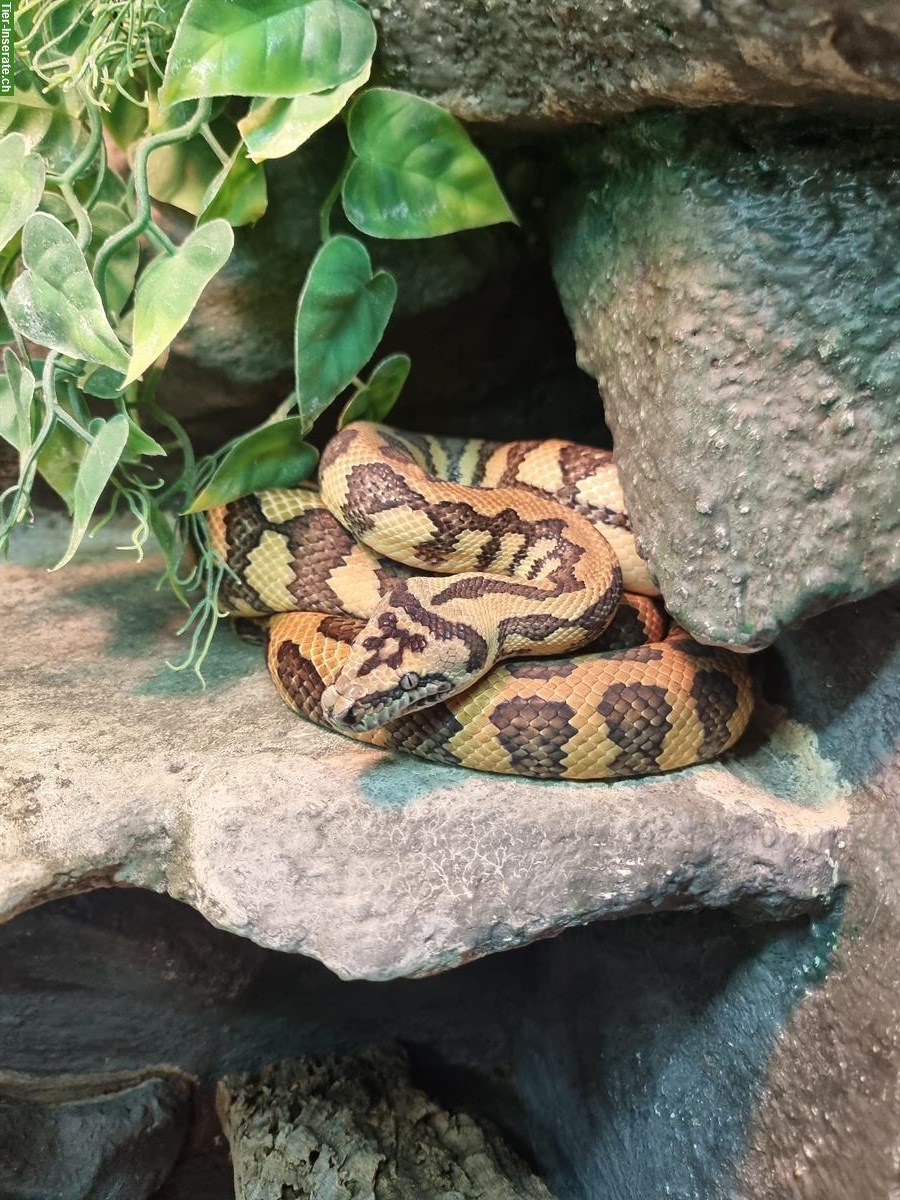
[399,672,420,691]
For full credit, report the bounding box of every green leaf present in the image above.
[0,133,45,254]
[161,0,376,106]
[52,413,129,569]
[338,353,410,428]
[0,349,35,453]
[147,133,222,216]
[0,86,87,175]
[148,502,178,563]
[5,214,130,372]
[185,418,319,512]
[238,61,370,162]
[294,235,396,433]
[146,110,237,216]
[124,221,234,387]
[198,145,268,227]
[0,373,15,451]
[80,365,127,399]
[88,202,140,317]
[343,89,517,239]
[37,419,87,511]
[115,400,167,461]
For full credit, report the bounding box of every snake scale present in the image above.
[207,422,753,780]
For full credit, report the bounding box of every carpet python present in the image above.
[207,422,753,780]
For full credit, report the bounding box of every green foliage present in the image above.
[0,135,45,251]
[338,353,411,428]
[186,419,319,512]
[343,90,517,238]
[7,214,129,371]
[52,414,130,569]
[160,0,376,105]
[238,63,370,163]
[294,236,397,434]
[124,221,234,385]
[1,0,515,680]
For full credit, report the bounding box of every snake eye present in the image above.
[399,672,420,691]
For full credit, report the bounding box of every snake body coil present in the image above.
[207,423,752,780]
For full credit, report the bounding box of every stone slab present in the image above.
[0,514,846,981]
[367,0,900,126]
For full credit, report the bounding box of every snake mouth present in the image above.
[323,676,455,732]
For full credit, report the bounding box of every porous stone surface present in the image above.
[1,514,847,981]
[217,1048,556,1199]
[367,0,900,125]
[0,1070,191,1200]
[552,112,900,649]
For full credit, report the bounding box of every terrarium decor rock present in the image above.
[0,1070,192,1200]
[552,111,900,649]
[367,0,900,124]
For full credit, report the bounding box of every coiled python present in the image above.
[207,422,753,780]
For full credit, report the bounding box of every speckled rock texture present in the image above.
[552,112,900,649]
[366,0,900,124]
[217,1048,556,1199]
[1,515,846,981]
[0,1071,191,1200]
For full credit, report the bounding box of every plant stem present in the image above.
[318,149,354,244]
[94,96,212,306]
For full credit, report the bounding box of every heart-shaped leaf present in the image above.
[238,61,371,163]
[6,214,129,372]
[185,418,319,512]
[294,235,397,433]
[124,220,234,387]
[161,0,376,106]
[338,353,410,429]
[198,145,268,227]
[52,413,130,569]
[343,89,517,239]
[0,133,45,254]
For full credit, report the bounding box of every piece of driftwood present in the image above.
[217,1047,556,1200]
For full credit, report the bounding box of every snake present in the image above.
[206,422,753,780]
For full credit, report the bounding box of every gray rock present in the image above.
[0,1071,191,1200]
[0,514,846,981]
[367,0,900,125]
[552,111,900,649]
[217,1048,556,1199]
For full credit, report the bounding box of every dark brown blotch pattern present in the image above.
[383,704,464,767]
[490,696,578,778]
[274,640,326,720]
[691,667,741,758]
[597,680,673,773]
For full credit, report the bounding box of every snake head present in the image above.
[320,587,486,731]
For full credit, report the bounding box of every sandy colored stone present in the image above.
[367,0,900,125]
[0,514,846,981]
[552,111,900,649]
